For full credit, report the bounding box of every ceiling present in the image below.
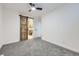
[2,3,65,18]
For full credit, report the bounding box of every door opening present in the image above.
[28,18,34,39]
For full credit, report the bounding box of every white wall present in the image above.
[42,4,79,52]
[0,4,3,48]
[33,17,41,38]
[3,7,20,45]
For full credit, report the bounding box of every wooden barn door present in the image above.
[20,15,28,41]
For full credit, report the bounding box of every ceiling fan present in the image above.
[28,3,43,12]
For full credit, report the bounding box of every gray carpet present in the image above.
[0,37,79,56]
[0,48,2,55]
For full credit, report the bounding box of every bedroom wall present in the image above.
[41,4,79,52]
[3,7,20,45]
[0,4,3,48]
[33,17,41,38]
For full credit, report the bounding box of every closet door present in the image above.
[20,15,28,41]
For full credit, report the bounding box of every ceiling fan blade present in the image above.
[36,7,42,10]
[29,3,35,6]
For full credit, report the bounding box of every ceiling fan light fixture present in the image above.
[31,7,36,10]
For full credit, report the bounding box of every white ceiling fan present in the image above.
[28,3,43,12]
